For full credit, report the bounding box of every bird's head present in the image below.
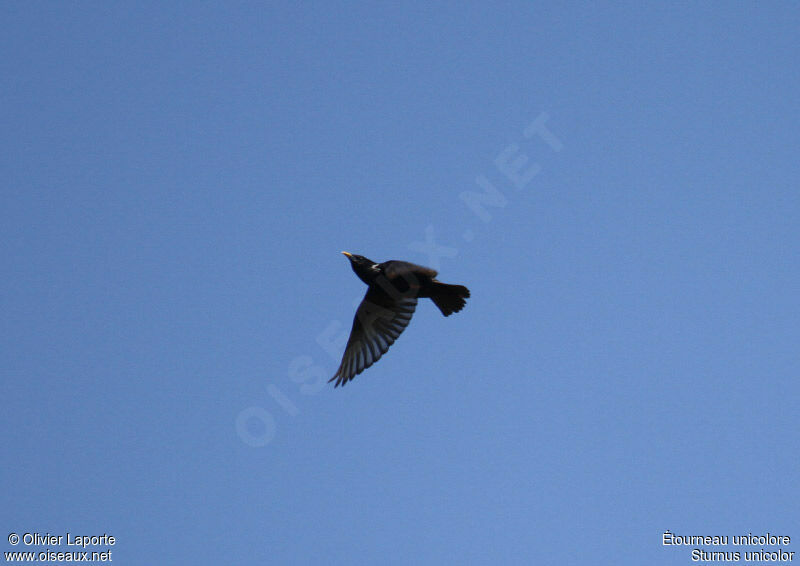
[341,251,379,282]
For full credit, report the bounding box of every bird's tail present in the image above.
[430,282,470,316]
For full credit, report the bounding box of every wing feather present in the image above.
[329,287,417,387]
[382,260,437,280]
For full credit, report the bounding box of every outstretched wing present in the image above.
[329,286,417,387]
[381,260,437,280]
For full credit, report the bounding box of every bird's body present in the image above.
[330,252,470,387]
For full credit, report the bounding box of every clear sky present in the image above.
[2,3,798,565]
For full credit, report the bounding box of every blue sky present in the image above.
[2,2,798,564]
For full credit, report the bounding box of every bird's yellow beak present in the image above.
[341,251,353,258]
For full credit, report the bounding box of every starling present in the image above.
[330,251,470,387]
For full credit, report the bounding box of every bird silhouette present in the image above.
[330,251,470,387]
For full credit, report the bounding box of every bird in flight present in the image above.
[330,251,470,387]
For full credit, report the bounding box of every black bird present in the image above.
[330,251,470,387]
